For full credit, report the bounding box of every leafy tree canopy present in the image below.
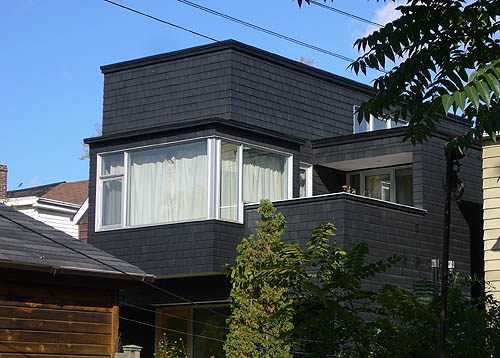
[299,0,500,153]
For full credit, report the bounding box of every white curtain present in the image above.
[242,148,287,203]
[220,142,239,221]
[102,179,122,226]
[102,154,123,175]
[128,142,207,225]
[101,154,123,226]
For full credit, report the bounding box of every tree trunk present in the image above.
[439,151,453,358]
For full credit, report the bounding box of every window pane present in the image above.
[102,179,122,226]
[156,308,191,357]
[350,174,360,195]
[193,306,229,358]
[373,117,388,131]
[220,142,239,221]
[299,168,307,198]
[128,141,207,225]
[354,108,369,134]
[243,147,288,203]
[396,168,413,206]
[101,153,123,175]
[365,173,391,201]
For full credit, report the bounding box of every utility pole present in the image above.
[439,147,463,358]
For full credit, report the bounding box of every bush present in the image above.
[156,334,188,358]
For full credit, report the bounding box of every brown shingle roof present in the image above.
[42,180,88,205]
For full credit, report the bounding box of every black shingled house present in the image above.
[84,40,483,358]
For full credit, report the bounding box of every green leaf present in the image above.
[464,85,479,111]
[452,90,466,112]
[484,73,500,98]
[475,79,491,106]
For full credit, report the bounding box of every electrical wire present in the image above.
[103,0,217,42]
[0,210,316,348]
[0,211,227,320]
[120,316,225,343]
[121,302,321,345]
[309,0,384,28]
[121,302,230,331]
[173,0,355,63]
[120,316,310,355]
[104,0,389,73]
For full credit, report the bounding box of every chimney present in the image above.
[0,165,7,201]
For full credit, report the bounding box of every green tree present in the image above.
[296,1,499,356]
[265,222,399,357]
[224,200,294,358]
[347,2,499,356]
[372,279,500,357]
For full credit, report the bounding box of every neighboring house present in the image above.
[1,167,88,240]
[0,203,153,358]
[84,40,483,357]
[483,138,500,301]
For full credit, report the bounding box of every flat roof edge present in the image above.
[100,39,375,95]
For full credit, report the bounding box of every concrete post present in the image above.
[122,345,142,358]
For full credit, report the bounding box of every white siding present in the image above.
[37,210,79,239]
[483,139,500,301]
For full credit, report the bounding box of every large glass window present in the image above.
[242,146,288,203]
[97,139,291,230]
[156,305,229,358]
[128,141,208,226]
[348,166,413,206]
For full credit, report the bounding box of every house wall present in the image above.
[91,41,482,289]
[88,126,297,277]
[483,138,500,301]
[0,279,119,358]
[245,193,433,291]
[100,41,373,140]
[10,204,79,239]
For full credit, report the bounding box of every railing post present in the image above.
[122,345,142,358]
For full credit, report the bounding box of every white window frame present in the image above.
[299,163,313,198]
[96,137,293,231]
[353,105,408,134]
[347,165,412,204]
[96,154,125,230]
[217,137,293,224]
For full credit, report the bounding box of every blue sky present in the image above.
[1,0,402,190]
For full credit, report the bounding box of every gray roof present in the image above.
[0,203,153,281]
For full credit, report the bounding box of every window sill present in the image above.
[94,217,244,233]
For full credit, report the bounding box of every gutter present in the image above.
[0,259,155,283]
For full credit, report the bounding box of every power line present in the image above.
[174,0,355,63]
[0,210,314,347]
[120,316,226,343]
[309,0,384,28]
[0,211,227,320]
[120,316,310,355]
[121,302,229,331]
[121,302,321,345]
[103,0,217,42]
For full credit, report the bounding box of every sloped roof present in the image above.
[0,204,152,281]
[7,182,63,199]
[8,180,88,205]
[42,180,88,205]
